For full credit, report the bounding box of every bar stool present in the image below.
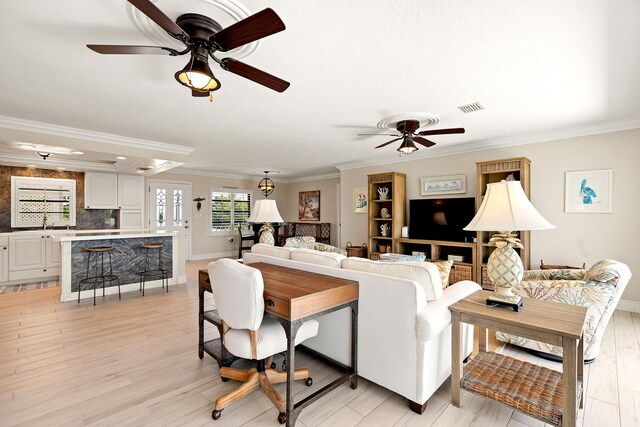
[139,243,170,296]
[78,246,120,306]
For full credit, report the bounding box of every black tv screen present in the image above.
[409,197,476,242]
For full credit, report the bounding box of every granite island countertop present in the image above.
[53,230,184,242]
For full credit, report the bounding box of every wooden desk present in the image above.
[199,262,359,426]
[449,290,587,427]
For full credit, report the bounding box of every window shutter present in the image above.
[233,192,251,230]
[211,191,232,231]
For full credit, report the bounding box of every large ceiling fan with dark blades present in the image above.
[87,1,290,98]
[358,120,465,154]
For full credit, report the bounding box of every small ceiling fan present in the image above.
[359,120,465,154]
[87,0,289,98]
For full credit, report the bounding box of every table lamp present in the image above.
[464,180,554,310]
[247,199,284,246]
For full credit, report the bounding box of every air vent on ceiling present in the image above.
[458,102,484,113]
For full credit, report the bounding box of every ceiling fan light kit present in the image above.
[88,1,289,98]
[174,48,221,92]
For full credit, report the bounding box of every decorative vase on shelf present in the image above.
[377,187,390,200]
[380,223,390,237]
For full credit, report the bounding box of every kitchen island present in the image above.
[55,230,186,302]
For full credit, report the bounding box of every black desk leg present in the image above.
[198,285,204,359]
[350,300,359,390]
[282,319,302,426]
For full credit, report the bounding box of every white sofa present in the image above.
[242,244,481,413]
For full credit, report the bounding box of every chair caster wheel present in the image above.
[212,409,222,420]
[305,377,313,386]
[282,361,287,371]
[221,377,228,382]
[278,412,287,424]
[271,362,277,369]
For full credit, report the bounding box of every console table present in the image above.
[449,290,587,427]
[198,262,359,426]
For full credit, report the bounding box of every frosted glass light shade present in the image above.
[464,181,554,232]
[247,199,284,224]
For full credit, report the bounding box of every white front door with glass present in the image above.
[149,181,191,260]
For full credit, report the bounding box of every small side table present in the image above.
[449,290,587,427]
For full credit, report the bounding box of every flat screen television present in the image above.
[409,197,476,242]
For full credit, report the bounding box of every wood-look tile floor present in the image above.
[1,260,638,426]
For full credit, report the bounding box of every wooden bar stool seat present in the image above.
[139,242,170,295]
[78,246,120,306]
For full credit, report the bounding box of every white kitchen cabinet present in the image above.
[117,175,144,210]
[84,172,118,209]
[45,235,61,267]
[8,235,60,281]
[0,237,8,283]
[119,210,145,229]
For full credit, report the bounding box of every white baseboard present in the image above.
[617,299,640,313]
[189,251,236,261]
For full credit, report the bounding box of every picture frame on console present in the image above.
[420,174,466,195]
[298,190,321,221]
[565,169,612,213]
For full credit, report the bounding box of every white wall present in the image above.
[340,129,640,303]
[278,177,340,245]
[149,172,289,259]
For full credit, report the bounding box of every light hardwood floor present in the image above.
[1,260,638,427]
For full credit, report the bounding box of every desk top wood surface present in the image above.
[449,290,587,343]
[199,262,358,321]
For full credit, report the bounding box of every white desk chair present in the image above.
[207,259,319,423]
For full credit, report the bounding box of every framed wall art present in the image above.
[565,169,612,213]
[298,190,320,221]
[353,187,368,214]
[420,174,466,195]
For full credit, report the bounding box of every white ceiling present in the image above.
[0,0,639,179]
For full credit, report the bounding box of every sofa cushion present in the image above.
[284,236,316,249]
[251,243,294,259]
[291,249,346,268]
[341,257,443,301]
[379,254,426,262]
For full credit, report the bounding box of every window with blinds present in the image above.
[211,189,252,233]
[11,176,77,228]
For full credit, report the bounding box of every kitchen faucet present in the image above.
[42,214,48,230]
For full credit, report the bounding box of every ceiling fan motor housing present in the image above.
[175,14,222,42]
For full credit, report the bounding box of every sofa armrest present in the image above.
[416,280,482,342]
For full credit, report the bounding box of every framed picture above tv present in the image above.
[420,174,466,195]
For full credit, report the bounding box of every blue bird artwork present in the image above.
[580,179,597,204]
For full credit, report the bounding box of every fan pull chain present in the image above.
[210,92,213,102]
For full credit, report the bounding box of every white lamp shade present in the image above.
[247,199,284,224]
[464,181,554,231]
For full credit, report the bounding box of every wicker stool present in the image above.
[78,246,120,306]
[139,243,170,296]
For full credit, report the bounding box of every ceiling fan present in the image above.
[359,120,465,154]
[87,0,290,98]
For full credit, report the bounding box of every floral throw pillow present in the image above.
[584,259,621,285]
[429,260,453,289]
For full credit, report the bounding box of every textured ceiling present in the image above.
[0,0,639,179]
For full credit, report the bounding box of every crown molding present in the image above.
[335,117,640,171]
[280,172,341,184]
[0,153,118,173]
[169,167,340,184]
[0,115,196,156]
